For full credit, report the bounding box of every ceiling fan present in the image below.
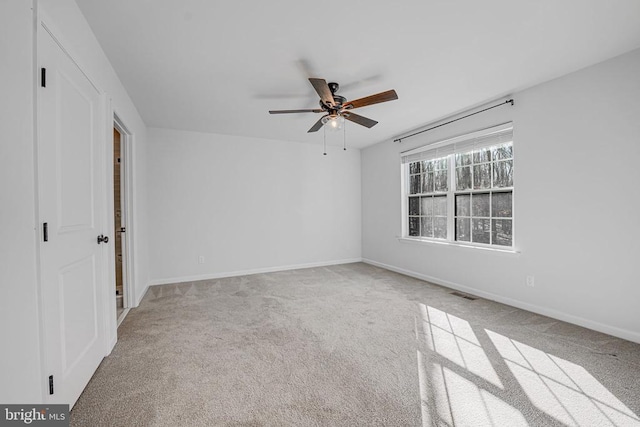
[269,78,398,133]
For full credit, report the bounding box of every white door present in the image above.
[38,25,107,408]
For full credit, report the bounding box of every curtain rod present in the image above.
[394,99,514,143]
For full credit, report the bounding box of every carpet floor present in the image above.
[70,263,640,426]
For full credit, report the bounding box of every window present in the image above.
[402,123,514,248]
[408,157,448,238]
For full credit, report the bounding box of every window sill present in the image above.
[397,236,521,254]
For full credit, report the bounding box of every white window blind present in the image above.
[401,122,513,164]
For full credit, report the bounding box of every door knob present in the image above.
[97,234,109,244]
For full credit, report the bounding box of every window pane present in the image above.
[435,170,448,192]
[434,195,447,216]
[422,172,434,193]
[435,158,448,170]
[456,152,471,167]
[473,164,491,189]
[409,217,419,236]
[420,217,433,238]
[409,197,420,216]
[423,160,435,172]
[456,167,471,190]
[456,194,470,216]
[492,219,512,246]
[493,160,513,188]
[472,218,491,244]
[434,217,447,239]
[410,162,422,174]
[456,218,471,241]
[473,147,491,163]
[472,193,490,217]
[410,174,421,194]
[492,144,513,160]
[492,192,512,217]
[420,197,433,216]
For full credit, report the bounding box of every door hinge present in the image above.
[48,375,54,395]
[43,222,48,242]
[41,68,46,87]
[120,227,126,233]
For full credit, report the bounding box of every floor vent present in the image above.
[450,291,478,301]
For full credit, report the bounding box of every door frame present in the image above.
[111,113,135,325]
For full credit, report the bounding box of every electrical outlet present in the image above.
[198,256,205,264]
[526,275,535,287]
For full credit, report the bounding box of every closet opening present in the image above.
[112,117,133,326]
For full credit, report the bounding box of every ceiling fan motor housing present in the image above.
[319,97,346,112]
[319,82,346,112]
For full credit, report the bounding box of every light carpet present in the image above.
[71,263,640,426]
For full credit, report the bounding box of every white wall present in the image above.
[0,0,43,403]
[147,128,361,284]
[362,48,640,343]
[0,0,151,402]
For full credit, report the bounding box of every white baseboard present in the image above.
[148,258,363,287]
[117,308,130,327]
[362,258,640,344]
[135,282,150,307]
[107,335,117,356]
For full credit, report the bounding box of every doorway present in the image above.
[112,118,133,326]
[113,128,125,320]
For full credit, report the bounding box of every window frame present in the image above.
[400,123,515,251]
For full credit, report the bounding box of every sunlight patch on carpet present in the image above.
[418,303,502,388]
[487,329,640,427]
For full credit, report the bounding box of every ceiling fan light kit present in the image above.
[321,114,345,131]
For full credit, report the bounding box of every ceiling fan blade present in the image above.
[343,89,398,110]
[343,112,378,128]
[269,109,323,114]
[307,117,326,133]
[309,78,336,107]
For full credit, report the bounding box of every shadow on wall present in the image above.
[415,303,640,426]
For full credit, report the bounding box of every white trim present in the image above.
[362,258,640,344]
[107,336,116,356]
[97,93,112,360]
[113,113,135,312]
[397,236,520,254]
[117,308,130,328]
[32,0,47,403]
[136,282,150,306]
[148,258,363,286]
[98,95,118,360]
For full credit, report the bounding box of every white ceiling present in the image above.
[76,0,640,149]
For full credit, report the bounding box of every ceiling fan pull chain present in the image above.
[343,122,347,151]
[323,126,327,156]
